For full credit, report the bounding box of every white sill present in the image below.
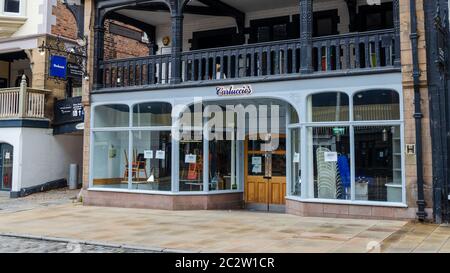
[87,187,243,196]
[286,196,408,208]
[0,14,27,20]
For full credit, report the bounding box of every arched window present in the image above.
[94,104,129,128]
[353,90,400,121]
[133,102,172,127]
[308,92,349,122]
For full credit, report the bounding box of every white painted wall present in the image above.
[0,128,21,192]
[0,0,59,38]
[20,128,83,189]
[0,127,83,192]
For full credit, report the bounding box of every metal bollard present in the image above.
[68,164,78,190]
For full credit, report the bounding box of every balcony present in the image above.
[94,0,400,92]
[0,76,50,122]
[99,29,398,90]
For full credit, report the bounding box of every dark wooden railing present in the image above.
[100,54,171,88]
[97,29,397,89]
[181,39,301,82]
[312,29,396,72]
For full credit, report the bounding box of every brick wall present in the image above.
[103,20,149,60]
[400,0,433,211]
[51,0,78,40]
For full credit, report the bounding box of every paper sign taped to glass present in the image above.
[252,164,262,174]
[144,150,153,159]
[293,153,300,163]
[185,154,197,164]
[155,150,165,160]
[324,152,338,162]
[252,156,262,165]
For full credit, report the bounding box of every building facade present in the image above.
[0,0,85,197]
[80,0,446,221]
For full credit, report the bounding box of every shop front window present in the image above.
[91,102,173,191]
[94,104,129,128]
[132,131,171,191]
[303,89,403,204]
[354,126,402,202]
[179,131,203,191]
[209,132,237,191]
[353,90,400,121]
[133,102,172,127]
[92,131,129,189]
[308,92,349,122]
[307,127,351,200]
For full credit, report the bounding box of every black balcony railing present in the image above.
[312,29,396,71]
[97,29,398,90]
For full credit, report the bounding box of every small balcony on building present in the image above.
[0,75,50,124]
[94,0,401,91]
[0,50,51,126]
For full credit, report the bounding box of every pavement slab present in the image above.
[1,189,450,253]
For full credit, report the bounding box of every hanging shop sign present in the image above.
[49,55,67,79]
[54,96,84,125]
[67,62,83,78]
[216,85,253,97]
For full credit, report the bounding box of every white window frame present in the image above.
[1,0,25,16]
[292,89,406,207]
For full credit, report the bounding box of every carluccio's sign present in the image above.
[216,85,253,97]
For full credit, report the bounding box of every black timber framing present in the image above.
[196,0,245,34]
[424,0,450,223]
[63,0,85,39]
[105,11,157,54]
[93,0,402,88]
[94,0,245,85]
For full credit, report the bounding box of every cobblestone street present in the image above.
[0,188,79,214]
[0,235,155,253]
[0,189,157,253]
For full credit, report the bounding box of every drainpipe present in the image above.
[410,0,427,221]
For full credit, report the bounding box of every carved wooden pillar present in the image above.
[94,23,105,89]
[300,0,313,74]
[170,11,184,84]
[393,0,401,66]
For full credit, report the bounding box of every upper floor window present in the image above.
[4,0,20,14]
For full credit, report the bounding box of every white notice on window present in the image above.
[252,157,262,165]
[144,150,153,159]
[293,153,300,163]
[324,152,338,162]
[185,154,197,164]
[252,164,262,174]
[155,150,165,160]
[4,152,10,160]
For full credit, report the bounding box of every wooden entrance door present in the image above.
[244,135,286,211]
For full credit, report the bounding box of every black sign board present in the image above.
[54,96,84,125]
[109,23,143,41]
[67,62,83,78]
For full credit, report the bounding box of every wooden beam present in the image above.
[345,0,357,32]
[122,3,232,17]
[196,0,245,33]
[105,11,156,36]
